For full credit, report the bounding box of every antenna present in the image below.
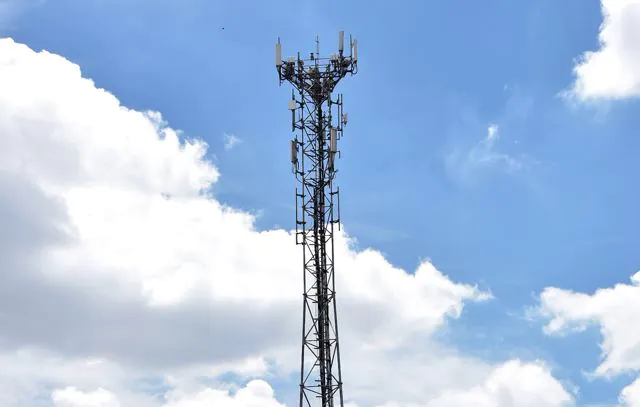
[290,139,298,166]
[276,38,282,67]
[289,96,296,131]
[352,38,358,62]
[276,32,358,407]
[330,128,337,153]
[329,127,338,170]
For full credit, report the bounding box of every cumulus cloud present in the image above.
[163,380,285,407]
[423,360,573,407]
[0,37,573,406]
[620,378,640,407]
[51,380,286,407]
[349,361,573,407]
[52,387,121,407]
[538,272,640,377]
[404,360,572,407]
[569,0,640,100]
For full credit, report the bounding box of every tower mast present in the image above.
[276,32,358,407]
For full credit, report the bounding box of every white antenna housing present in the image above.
[276,39,282,67]
[288,99,297,110]
[342,113,348,126]
[330,128,337,153]
[352,39,358,62]
[338,31,344,53]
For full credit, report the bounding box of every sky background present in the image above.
[2,0,640,406]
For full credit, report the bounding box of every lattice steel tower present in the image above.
[276,32,358,407]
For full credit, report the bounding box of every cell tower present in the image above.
[276,32,358,407]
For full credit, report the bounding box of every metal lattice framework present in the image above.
[276,33,358,407]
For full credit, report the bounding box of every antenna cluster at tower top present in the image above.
[275,31,358,90]
[276,31,358,65]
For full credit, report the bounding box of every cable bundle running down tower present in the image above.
[276,32,358,407]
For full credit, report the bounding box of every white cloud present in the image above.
[52,387,121,407]
[223,133,242,150]
[50,380,286,407]
[569,0,640,100]
[0,37,572,406]
[422,360,573,407]
[538,272,640,377]
[164,380,285,407]
[0,348,161,407]
[349,361,573,407]
[620,378,640,407]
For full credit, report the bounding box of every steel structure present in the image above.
[276,32,358,407]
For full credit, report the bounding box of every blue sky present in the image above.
[3,0,640,406]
